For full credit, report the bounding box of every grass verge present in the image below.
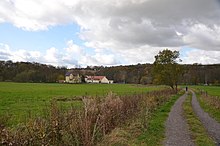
[97,91,181,146]
[133,92,182,145]
[195,92,220,123]
[183,93,215,146]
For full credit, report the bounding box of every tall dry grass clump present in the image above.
[0,89,174,146]
[199,90,220,110]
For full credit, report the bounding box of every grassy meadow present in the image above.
[190,85,220,97]
[191,85,220,123]
[0,82,163,125]
[0,83,175,145]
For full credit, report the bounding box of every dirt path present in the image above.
[164,93,195,146]
[191,91,220,145]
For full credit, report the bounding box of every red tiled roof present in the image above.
[86,76,105,81]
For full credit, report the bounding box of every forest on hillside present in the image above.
[0,61,66,83]
[96,64,220,85]
[0,60,220,85]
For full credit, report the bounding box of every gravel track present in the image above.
[164,93,195,146]
[191,91,220,145]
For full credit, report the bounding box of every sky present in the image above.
[0,0,220,68]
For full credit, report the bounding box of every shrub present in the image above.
[0,89,174,146]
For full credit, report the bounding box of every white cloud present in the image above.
[0,42,121,68]
[62,40,83,67]
[0,0,74,31]
[62,40,120,67]
[0,18,4,23]
[0,43,42,62]
[183,24,220,51]
[44,47,61,65]
[71,0,220,52]
[1,0,220,65]
[182,49,220,64]
[1,42,220,68]
[0,43,11,60]
[13,50,41,62]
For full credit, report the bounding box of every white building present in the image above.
[85,76,112,84]
[65,73,81,83]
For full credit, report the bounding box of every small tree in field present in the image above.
[152,49,183,93]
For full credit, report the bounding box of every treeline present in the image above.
[0,60,220,85]
[96,64,152,84]
[183,64,220,85]
[0,61,66,82]
[101,64,220,85]
[81,64,220,85]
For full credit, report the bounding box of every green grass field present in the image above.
[0,82,162,125]
[190,85,220,123]
[190,85,220,97]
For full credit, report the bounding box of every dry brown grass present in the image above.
[0,89,175,146]
[199,90,220,110]
[195,89,220,123]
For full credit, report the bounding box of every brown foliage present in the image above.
[0,89,174,146]
[199,90,220,110]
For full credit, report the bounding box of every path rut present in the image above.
[164,93,195,146]
[191,91,220,145]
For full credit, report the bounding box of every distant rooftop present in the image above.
[86,76,106,80]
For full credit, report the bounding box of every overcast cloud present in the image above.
[0,0,220,66]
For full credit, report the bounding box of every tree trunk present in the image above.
[175,84,178,93]
[170,85,173,89]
